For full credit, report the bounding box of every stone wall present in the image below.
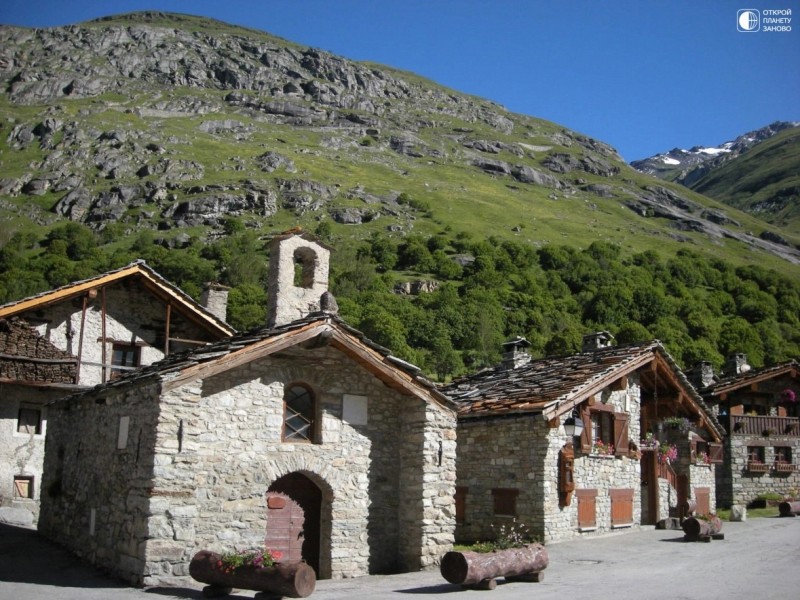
[38,381,162,584]
[0,383,64,522]
[717,434,800,507]
[40,344,456,586]
[455,378,641,544]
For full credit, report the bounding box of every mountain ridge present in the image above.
[0,11,798,273]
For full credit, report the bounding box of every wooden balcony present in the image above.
[722,414,800,437]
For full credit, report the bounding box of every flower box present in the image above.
[773,462,796,473]
[189,550,315,598]
[747,461,770,473]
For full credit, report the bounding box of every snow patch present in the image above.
[659,155,681,165]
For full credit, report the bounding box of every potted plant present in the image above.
[658,443,678,464]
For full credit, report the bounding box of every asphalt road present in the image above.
[2,517,799,599]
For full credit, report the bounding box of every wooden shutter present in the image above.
[614,412,629,457]
[694,487,711,515]
[709,442,723,464]
[580,405,592,453]
[610,488,634,526]
[576,489,597,529]
[455,487,468,524]
[492,488,519,516]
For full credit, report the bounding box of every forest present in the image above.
[1,220,798,381]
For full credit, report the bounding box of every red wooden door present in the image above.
[266,473,321,575]
[694,487,711,516]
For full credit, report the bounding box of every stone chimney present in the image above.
[501,336,531,370]
[689,361,716,389]
[266,231,331,327]
[582,331,615,352]
[723,353,750,376]
[200,283,229,323]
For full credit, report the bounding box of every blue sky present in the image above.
[1,0,797,161]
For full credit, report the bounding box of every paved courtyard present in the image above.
[1,516,799,599]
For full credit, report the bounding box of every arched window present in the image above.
[283,384,316,442]
[293,247,318,289]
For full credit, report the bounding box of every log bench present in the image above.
[779,501,800,517]
[189,550,316,598]
[440,544,548,590]
[682,515,724,542]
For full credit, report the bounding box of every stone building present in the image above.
[442,333,724,545]
[691,356,799,507]
[39,232,457,586]
[0,261,234,523]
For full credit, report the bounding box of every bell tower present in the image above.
[266,231,332,327]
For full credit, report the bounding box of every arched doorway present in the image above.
[266,472,322,575]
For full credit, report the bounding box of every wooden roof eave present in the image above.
[541,350,656,421]
[0,263,235,338]
[328,328,456,412]
[160,321,331,393]
[709,364,798,397]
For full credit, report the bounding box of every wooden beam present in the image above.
[161,323,329,393]
[75,293,88,385]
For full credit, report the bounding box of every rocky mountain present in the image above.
[0,11,798,270]
[631,122,800,235]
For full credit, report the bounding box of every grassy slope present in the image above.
[691,127,800,235]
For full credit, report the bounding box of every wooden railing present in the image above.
[722,414,800,437]
[658,460,677,489]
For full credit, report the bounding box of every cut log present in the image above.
[779,501,800,517]
[682,515,722,541]
[440,544,548,586]
[189,551,316,598]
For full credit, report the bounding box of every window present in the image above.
[13,476,34,499]
[491,488,518,517]
[580,405,628,457]
[747,446,769,472]
[17,407,42,435]
[774,447,794,472]
[283,384,316,442]
[455,486,468,524]
[293,247,317,288]
[110,343,140,380]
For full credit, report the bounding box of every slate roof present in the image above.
[0,260,234,337]
[699,359,799,397]
[441,340,725,439]
[53,312,454,410]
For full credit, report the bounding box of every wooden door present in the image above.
[640,450,658,524]
[694,487,711,516]
[265,473,321,575]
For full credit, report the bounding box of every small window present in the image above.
[110,343,140,380]
[17,407,42,435]
[747,446,765,463]
[283,384,316,442]
[293,247,317,289]
[491,488,518,517]
[13,476,34,499]
[591,411,614,453]
[775,446,792,464]
[694,441,710,465]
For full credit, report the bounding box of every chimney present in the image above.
[689,361,716,389]
[582,331,615,352]
[266,231,331,327]
[723,353,750,376]
[501,337,531,370]
[200,283,229,323]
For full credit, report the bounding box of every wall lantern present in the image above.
[563,409,584,438]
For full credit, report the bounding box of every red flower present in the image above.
[270,550,283,561]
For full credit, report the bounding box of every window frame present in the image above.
[282,383,318,443]
[579,403,629,457]
[109,342,141,380]
[16,406,43,436]
[13,475,34,499]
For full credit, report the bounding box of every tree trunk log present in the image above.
[779,501,800,517]
[189,551,316,598]
[440,544,548,586]
[682,515,722,540]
